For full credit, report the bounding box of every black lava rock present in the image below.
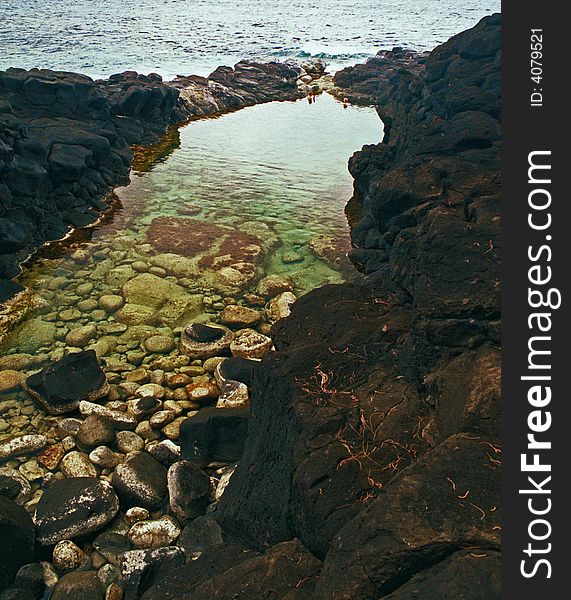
[180,407,249,464]
[24,350,109,415]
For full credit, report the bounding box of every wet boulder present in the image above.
[24,350,109,415]
[112,451,168,510]
[180,407,249,464]
[167,460,211,523]
[35,477,119,545]
[49,571,104,600]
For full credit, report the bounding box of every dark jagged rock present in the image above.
[24,349,109,415]
[180,407,250,465]
[142,540,320,600]
[382,550,501,599]
[315,434,500,598]
[35,477,119,545]
[215,356,259,387]
[177,515,224,561]
[0,496,35,589]
[119,546,185,600]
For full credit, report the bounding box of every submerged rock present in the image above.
[219,305,261,327]
[266,291,296,323]
[35,477,119,545]
[230,328,272,359]
[180,323,233,359]
[24,350,109,415]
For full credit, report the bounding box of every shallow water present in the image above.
[1,0,501,78]
[2,95,381,357]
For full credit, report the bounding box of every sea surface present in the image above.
[1,0,500,79]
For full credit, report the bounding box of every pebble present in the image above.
[220,305,262,327]
[0,369,26,393]
[98,295,125,314]
[230,328,273,359]
[184,381,219,403]
[19,459,46,481]
[53,540,86,572]
[143,335,175,354]
[165,373,191,389]
[89,446,124,469]
[37,443,65,470]
[79,402,137,430]
[135,384,165,399]
[149,410,174,428]
[161,417,188,441]
[60,451,97,478]
[124,507,150,526]
[77,415,116,449]
[0,434,47,461]
[112,452,167,511]
[116,431,145,454]
[127,515,181,549]
[147,439,181,466]
[58,308,81,322]
[203,357,226,373]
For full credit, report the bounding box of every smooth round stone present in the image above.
[0,370,26,393]
[147,439,181,466]
[65,325,97,348]
[167,460,211,523]
[98,295,125,313]
[116,431,145,454]
[59,309,81,322]
[53,540,86,572]
[124,507,149,526]
[184,382,219,403]
[49,571,104,600]
[128,515,181,549]
[165,373,191,389]
[90,310,108,322]
[202,357,226,373]
[125,368,149,385]
[149,410,174,429]
[77,299,99,312]
[60,451,97,478]
[89,446,124,469]
[0,435,47,461]
[256,274,294,298]
[131,261,149,273]
[77,415,116,449]
[149,370,165,385]
[76,282,94,296]
[220,305,262,327]
[144,334,174,354]
[136,384,165,399]
[148,266,167,277]
[58,418,82,438]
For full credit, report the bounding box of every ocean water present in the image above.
[1,0,500,79]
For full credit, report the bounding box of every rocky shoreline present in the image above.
[1,13,501,600]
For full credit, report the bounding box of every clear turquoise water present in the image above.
[1,0,501,78]
[112,94,383,292]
